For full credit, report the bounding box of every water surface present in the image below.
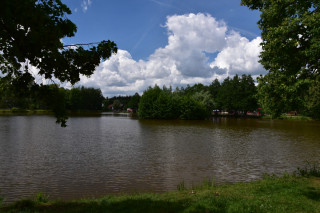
[0,114,319,203]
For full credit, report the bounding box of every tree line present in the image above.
[0,85,104,111]
[103,93,140,111]
[1,71,319,121]
[139,74,258,119]
[0,82,141,114]
[0,74,258,120]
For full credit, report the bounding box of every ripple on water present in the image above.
[0,116,319,203]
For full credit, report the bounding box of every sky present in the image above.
[52,0,265,97]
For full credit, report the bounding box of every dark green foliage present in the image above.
[127,93,141,109]
[0,0,117,84]
[257,72,312,117]
[112,100,121,111]
[177,180,185,191]
[36,85,68,126]
[208,78,221,100]
[139,85,210,120]
[192,91,215,112]
[216,75,257,112]
[179,95,208,120]
[241,0,320,78]
[68,88,82,110]
[183,83,208,96]
[298,162,320,177]
[153,91,179,119]
[139,76,258,120]
[305,76,320,119]
[0,84,105,126]
[35,193,49,204]
[1,75,260,121]
[0,0,117,126]
[138,85,167,119]
[68,87,104,111]
[241,0,320,118]
[216,76,236,111]
[238,74,258,112]
[104,95,133,111]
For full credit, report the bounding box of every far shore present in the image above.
[0,109,315,121]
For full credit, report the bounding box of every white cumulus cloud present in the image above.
[210,32,265,76]
[72,13,264,97]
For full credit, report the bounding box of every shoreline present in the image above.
[0,109,315,121]
[1,174,319,213]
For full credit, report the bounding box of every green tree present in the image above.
[192,91,215,112]
[241,0,320,78]
[153,91,178,119]
[238,74,258,112]
[216,77,235,111]
[241,0,320,117]
[0,0,117,126]
[257,72,311,117]
[305,76,320,119]
[36,85,68,126]
[68,88,83,110]
[216,75,257,113]
[208,79,221,100]
[112,100,121,111]
[138,85,162,118]
[184,83,208,96]
[180,96,207,120]
[127,93,141,110]
[80,87,104,110]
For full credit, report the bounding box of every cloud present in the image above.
[78,13,264,97]
[27,13,263,97]
[81,0,92,12]
[210,32,265,76]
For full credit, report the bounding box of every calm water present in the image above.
[0,114,320,203]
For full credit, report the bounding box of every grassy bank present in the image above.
[0,109,52,115]
[1,174,320,213]
[0,109,104,116]
[262,114,313,121]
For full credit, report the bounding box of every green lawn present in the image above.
[0,109,52,115]
[1,175,320,213]
[262,114,313,121]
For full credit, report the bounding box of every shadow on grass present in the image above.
[2,198,190,213]
[303,187,320,201]
[2,170,320,213]
[1,194,231,213]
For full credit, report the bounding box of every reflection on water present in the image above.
[0,115,319,203]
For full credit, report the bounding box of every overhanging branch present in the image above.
[63,42,100,48]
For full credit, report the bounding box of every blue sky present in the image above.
[57,0,265,97]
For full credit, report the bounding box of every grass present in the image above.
[0,109,52,115]
[280,115,313,121]
[261,112,315,121]
[1,174,320,213]
[0,109,104,116]
[298,162,320,177]
[262,114,313,121]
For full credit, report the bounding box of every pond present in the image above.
[0,114,319,203]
